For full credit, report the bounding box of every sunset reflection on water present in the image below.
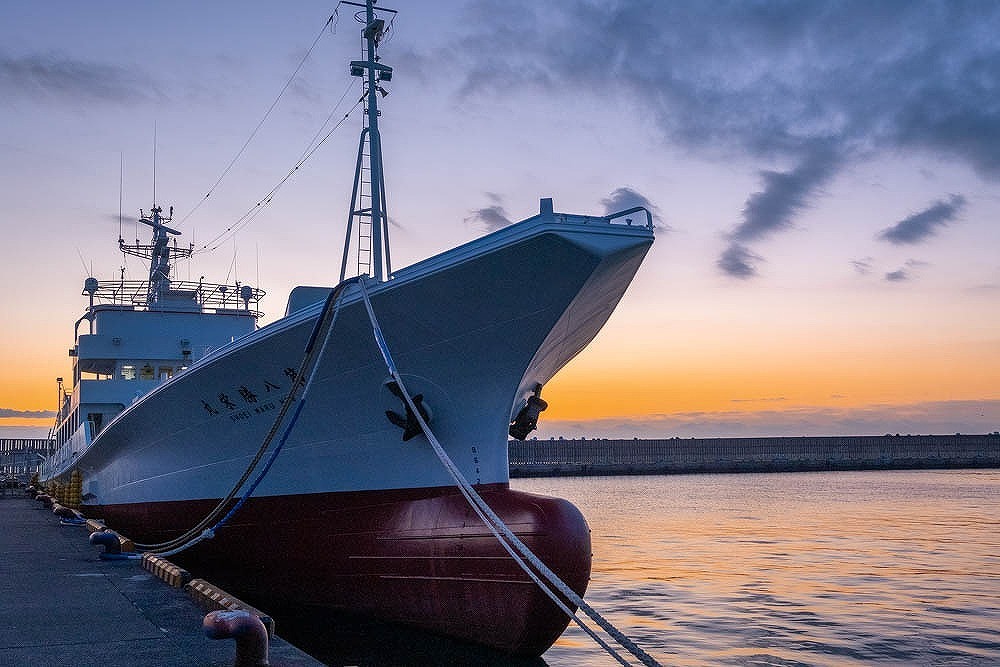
[516,470,1000,666]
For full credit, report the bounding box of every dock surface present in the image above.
[0,493,322,666]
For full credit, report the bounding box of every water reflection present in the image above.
[274,607,549,666]
[519,470,1000,666]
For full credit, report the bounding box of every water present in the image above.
[521,470,1000,666]
[284,469,1000,665]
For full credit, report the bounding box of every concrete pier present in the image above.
[509,433,1000,477]
[0,493,322,666]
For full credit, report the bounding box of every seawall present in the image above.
[508,433,1000,477]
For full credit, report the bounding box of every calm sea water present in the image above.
[521,470,1000,666]
[284,470,999,665]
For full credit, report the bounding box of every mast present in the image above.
[120,204,191,307]
[340,0,396,283]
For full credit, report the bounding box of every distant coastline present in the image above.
[508,433,1000,477]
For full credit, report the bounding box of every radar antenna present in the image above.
[120,204,193,306]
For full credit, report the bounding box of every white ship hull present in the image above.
[65,217,652,507]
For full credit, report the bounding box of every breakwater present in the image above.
[508,433,1000,477]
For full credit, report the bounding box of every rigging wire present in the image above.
[195,93,365,254]
[177,14,337,227]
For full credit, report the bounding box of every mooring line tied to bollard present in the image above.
[52,502,87,525]
[89,529,140,560]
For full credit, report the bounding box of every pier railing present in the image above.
[0,438,53,482]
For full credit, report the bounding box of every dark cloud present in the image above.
[0,408,55,419]
[446,1,1000,276]
[885,269,909,282]
[730,147,839,244]
[717,242,761,279]
[463,193,512,231]
[711,147,838,276]
[878,194,966,244]
[454,1,1000,174]
[600,186,666,229]
[0,52,157,104]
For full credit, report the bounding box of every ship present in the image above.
[40,1,654,656]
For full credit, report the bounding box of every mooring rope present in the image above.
[356,277,661,667]
[134,279,356,554]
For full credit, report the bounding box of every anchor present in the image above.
[509,384,547,440]
[385,380,430,441]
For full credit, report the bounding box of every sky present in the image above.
[1,0,998,440]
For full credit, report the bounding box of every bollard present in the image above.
[88,529,136,559]
[36,493,54,508]
[203,610,270,667]
[52,503,86,525]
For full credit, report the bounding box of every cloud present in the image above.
[717,146,839,276]
[885,269,909,282]
[851,257,874,275]
[463,192,512,231]
[885,259,929,282]
[600,186,666,230]
[445,1,1000,273]
[0,52,157,104]
[878,194,966,244]
[453,2,1000,175]
[0,408,55,419]
[731,147,839,243]
[717,242,762,279]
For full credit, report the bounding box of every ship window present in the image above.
[158,366,173,380]
[122,365,136,380]
[140,364,154,380]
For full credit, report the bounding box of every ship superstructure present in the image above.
[50,205,263,472]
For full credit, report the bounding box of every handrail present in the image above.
[83,279,266,317]
[603,205,654,229]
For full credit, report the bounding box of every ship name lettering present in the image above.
[253,401,276,415]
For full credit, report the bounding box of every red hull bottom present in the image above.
[92,484,592,656]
